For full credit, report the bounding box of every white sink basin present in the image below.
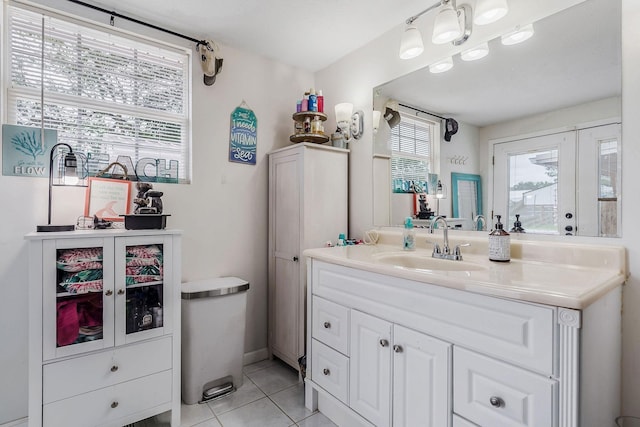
[373,252,486,272]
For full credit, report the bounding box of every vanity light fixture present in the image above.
[335,103,364,141]
[429,57,454,74]
[399,25,424,59]
[501,23,534,46]
[460,42,489,61]
[372,110,382,133]
[474,0,509,25]
[37,143,88,232]
[432,0,462,44]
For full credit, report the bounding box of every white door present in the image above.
[350,310,392,427]
[270,153,302,366]
[493,131,576,235]
[577,123,621,237]
[392,325,452,427]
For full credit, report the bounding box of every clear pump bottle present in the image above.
[489,215,510,262]
[403,217,415,251]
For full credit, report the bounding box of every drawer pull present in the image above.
[111,401,119,409]
[323,321,331,329]
[393,345,403,353]
[105,290,113,296]
[110,365,119,372]
[323,368,330,376]
[379,339,389,347]
[117,289,125,295]
[489,396,505,408]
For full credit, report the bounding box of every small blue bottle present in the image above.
[403,217,415,251]
[308,88,318,112]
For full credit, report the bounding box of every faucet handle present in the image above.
[454,243,470,256]
[430,242,441,254]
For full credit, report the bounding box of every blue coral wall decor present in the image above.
[2,124,57,178]
[228,101,257,165]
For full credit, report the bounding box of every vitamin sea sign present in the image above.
[229,103,257,165]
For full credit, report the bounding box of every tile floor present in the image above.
[136,358,337,427]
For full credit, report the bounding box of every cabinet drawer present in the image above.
[312,296,350,355]
[312,339,349,404]
[43,369,172,427]
[43,336,172,404]
[454,347,556,427]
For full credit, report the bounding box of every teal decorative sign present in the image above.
[229,102,257,165]
[2,124,57,177]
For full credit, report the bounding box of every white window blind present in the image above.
[390,113,434,192]
[6,6,191,183]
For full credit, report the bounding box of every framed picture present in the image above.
[84,177,132,221]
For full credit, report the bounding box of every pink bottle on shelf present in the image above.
[317,90,324,113]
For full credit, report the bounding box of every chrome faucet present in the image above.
[474,215,486,231]
[429,215,466,260]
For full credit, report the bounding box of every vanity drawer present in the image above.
[43,336,172,404]
[312,296,350,355]
[43,369,172,427]
[312,339,349,404]
[453,347,556,427]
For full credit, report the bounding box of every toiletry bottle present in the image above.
[301,92,309,112]
[337,233,346,246]
[403,217,415,251]
[296,100,302,113]
[489,215,510,262]
[317,89,324,113]
[309,88,317,112]
[311,116,321,134]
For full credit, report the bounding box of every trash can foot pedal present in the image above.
[201,382,235,402]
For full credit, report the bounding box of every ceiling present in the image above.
[376,0,622,127]
[82,0,429,72]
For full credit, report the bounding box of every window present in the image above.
[6,5,191,183]
[390,112,436,193]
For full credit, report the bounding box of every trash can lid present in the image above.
[181,277,249,300]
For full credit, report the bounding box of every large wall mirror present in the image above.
[372,0,622,237]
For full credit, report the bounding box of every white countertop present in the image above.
[304,235,626,309]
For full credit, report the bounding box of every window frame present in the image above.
[3,2,193,183]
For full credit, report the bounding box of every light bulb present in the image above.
[429,57,454,74]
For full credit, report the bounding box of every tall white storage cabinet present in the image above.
[26,229,182,427]
[268,143,349,370]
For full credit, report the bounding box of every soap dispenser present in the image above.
[489,215,510,262]
[403,217,415,251]
[510,214,525,233]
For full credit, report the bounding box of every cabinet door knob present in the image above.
[489,396,505,408]
[379,339,389,347]
[105,290,113,296]
[323,368,330,376]
[111,401,119,409]
[323,321,331,329]
[110,365,119,372]
[117,289,125,295]
[293,256,299,262]
[393,345,403,353]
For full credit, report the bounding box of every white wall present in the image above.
[0,2,313,423]
[318,0,640,418]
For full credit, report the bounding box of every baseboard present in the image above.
[243,347,269,366]
[0,417,27,427]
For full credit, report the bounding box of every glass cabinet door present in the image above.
[42,238,115,361]
[115,235,173,345]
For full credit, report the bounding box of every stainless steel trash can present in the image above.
[181,277,249,404]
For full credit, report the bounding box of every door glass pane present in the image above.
[56,247,104,347]
[125,244,164,334]
[598,138,618,236]
[508,149,558,233]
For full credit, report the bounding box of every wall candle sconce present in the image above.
[435,179,447,216]
[335,103,364,141]
[37,143,88,232]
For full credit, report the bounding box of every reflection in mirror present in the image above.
[372,0,621,237]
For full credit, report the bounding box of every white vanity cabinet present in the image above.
[268,143,348,370]
[27,230,182,427]
[305,258,622,427]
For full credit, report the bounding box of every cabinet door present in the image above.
[269,153,302,367]
[392,325,451,427]
[114,235,173,346]
[43,237,115,361]
[349,310,392,427]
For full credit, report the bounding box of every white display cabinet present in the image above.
[26,229,181,427]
